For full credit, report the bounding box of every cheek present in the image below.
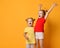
[31,22,33,24]
[27,22,32,24]
[27,22,29,24]
[30,22,32,24]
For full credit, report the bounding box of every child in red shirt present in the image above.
[34,3,57,48]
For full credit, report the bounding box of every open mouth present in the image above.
[29,23,31,24]
[39,16,40,17]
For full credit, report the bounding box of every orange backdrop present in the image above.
[0,0,60,48]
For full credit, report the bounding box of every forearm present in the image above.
[24,33,29,40]
[44,3,57,19]
[48,6,55,13]
[48,3,57,13]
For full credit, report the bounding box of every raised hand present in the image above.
[44,3,57,19]
[38,4,43,10]
[52,3,57,7]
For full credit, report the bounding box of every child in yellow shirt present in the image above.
[24,17,35,48]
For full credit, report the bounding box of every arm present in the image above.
[44,3,57,19]
[24,32,29,40]
[38,4,42,10]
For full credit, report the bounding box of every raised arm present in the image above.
[44,3,57,19]
[38,4,42,10]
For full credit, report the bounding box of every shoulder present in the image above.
[31,27,34,30]
[42,17,46,20]
[24,27,29,30]
[41,18,46,23]
[24,27,29,32]
[39,18,46,21]
[43,18,46,22]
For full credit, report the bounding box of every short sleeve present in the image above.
[44,18,46,23]
[24,28,28,33]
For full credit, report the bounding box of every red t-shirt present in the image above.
[34,18,46,32]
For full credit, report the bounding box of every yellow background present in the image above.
[0,0,60,48]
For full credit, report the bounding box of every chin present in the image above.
[38,17,40,18]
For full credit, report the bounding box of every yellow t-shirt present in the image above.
[24,27,35,44]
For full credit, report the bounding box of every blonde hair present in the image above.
[25,17,35,22]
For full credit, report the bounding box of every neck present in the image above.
[28,25,33,27]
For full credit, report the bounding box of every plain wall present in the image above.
[0,0,60,48]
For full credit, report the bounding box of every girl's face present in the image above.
[27,19,33,27]
[38,11,44,18]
